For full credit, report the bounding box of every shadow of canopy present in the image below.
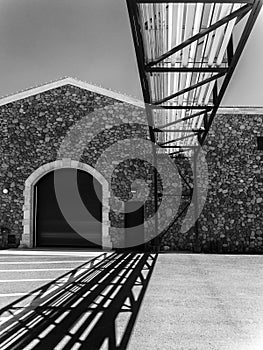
[0,252,157,349]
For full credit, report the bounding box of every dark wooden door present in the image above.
[35,168,102,247]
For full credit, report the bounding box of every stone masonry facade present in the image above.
[0,80,262,252]
[199,113,263,253]
[0,81,155,249]
[161,112,263,253]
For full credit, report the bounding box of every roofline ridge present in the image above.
[0,76,144,108]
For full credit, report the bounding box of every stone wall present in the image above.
[0,83,154,248]
[199,113,263,253]
[0,83,262,252]
[160,113,263,253]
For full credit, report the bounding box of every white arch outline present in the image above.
[20,159,111,249]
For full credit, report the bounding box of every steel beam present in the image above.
[177,166,193,191]
[227,35,234,66]
[159,145,198,149]
[138,0,253,3]
[156,110,208,129]
[155,129,205,133]
[159,132,199,146]
[145,4,252,68]
[213,81,218,106]
[153,72,225,105]
[127,0,159,247]
[168,150,190,156]
[203,113,209,130]
[151,105,213,110]
[126,0,154,140]
[146,67,228,73]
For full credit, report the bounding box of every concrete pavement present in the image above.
[0,249,102,308]
[128,254,263,350]
[0,251,262,349]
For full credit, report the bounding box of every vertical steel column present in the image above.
[152,152,159,252]
[193,146,200,252]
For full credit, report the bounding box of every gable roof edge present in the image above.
[0,77,145,108]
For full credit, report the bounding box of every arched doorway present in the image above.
[35,168,102,247]
[20,160,111,249]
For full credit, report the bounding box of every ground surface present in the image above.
[128,254,263,350]
[0,249,101,308]
[0,251,262,350]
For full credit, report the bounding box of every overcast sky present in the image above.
[0,0,262,106]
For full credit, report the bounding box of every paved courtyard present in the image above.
[0,249,101,308]
[128,254,263,350]
[0,250,262,350]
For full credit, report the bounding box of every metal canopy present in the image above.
[127,0,262,156]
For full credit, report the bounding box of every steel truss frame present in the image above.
[127,0,262,152]
[127,0,262,250]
